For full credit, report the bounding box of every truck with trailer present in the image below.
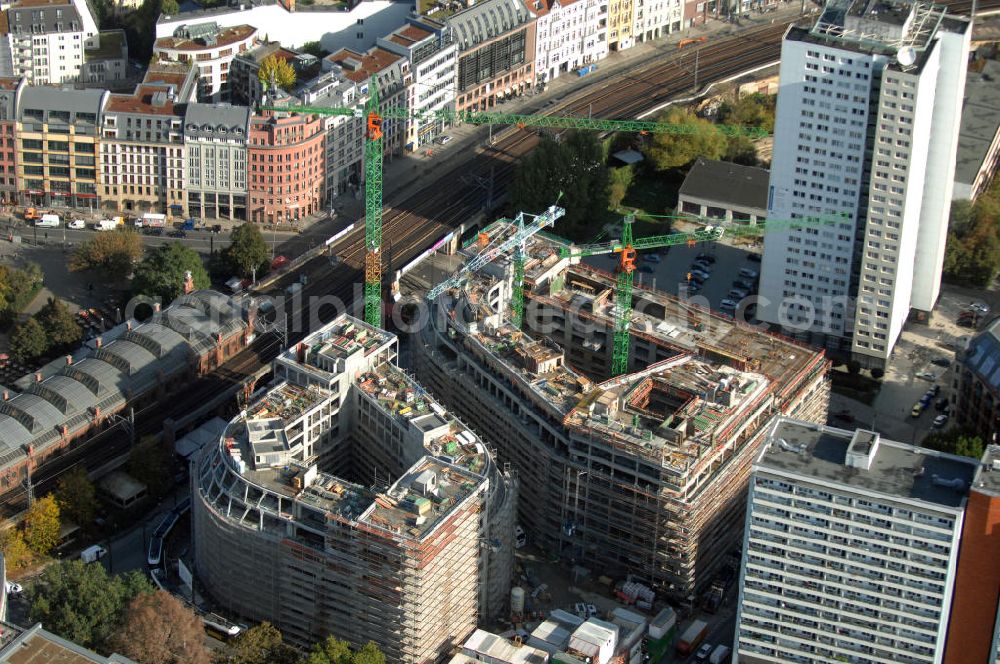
[676,619,709,658]
[137,212,166,228]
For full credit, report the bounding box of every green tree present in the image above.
[943,197,1000,287]
[28,561,153,650]
[607,165,635,210]
[223,622,298,664]
[716,93,777,134]
[723,134,758,166]
[0,528,31,571]
[128,437,171,500]
[70,229,144,279]
[55,468,98,530]
[110,591,211,664]
[9,317,48,363]
[225,224,270,280]
[351,642,386,664]
[921,428,985,460]
[300,41,329,58]
[132,243,211,303]
[35,297,82,350]
[23,494,60,555]
[0,262,44,317]
[642,108,726,171]
[161,0,179,14]
[511,131,609,240]
[258,54,296,91]
[304,636,352,664]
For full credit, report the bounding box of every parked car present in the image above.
[167,229,186,238]
[969,301,990,315]
[690,269,710,281]
[931,384,941,396]
[916,371,937,381]
[931,357,951,368]
[695,643,714,662]
[958,318,978,328]
[747,253,762,262]
[720,299,738,310]
[144,227,163,236]
[911,403,923,417]
[733,279,755,290]
[935,397,950,411]
[67,219,86,229]
[211,224,223,233]
[696,253,716,264]
[729,288,749,300]
[739,267,759,279]
[933,414,949,428]
[437,135,453,145]
[692,259,712,271]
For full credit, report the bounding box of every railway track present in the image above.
[16,5,988,512]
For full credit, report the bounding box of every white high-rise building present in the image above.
[734,418,978,664]
[758,0,970,370]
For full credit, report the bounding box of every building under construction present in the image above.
[192,315,517,663]
[408,229,830,605]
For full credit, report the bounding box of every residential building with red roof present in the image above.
[153,22,258,102]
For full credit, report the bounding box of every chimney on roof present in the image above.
[94,406,101,421]
[2,390,8,401]
[127,321,132,331]
[34,372,41,383]
[65,355,72,366]
[296,343,305,364]
[153,302,161,313]
[95,336,102,348]
[60,424,68,437]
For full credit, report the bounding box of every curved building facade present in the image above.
[192,315,516,663]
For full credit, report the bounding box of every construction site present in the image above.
[192,315,517,663]
[405,223,831,607]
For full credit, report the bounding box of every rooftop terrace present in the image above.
[758,418,979,509]
[362,456,484,538]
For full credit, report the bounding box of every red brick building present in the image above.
[247,106,325,225]
[0,77,25,206]
[943,446,1000,663]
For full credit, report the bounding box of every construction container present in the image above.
[511,586,525,614]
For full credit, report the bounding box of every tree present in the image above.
[56,468,98,530]
[9,317,48,363]
[642,108,726,171]
[305,637,352,664]
[128,437,172,500]
[222,622,298,664]
[28,561,152,650]
[0,262,44,318]
[161,0,179,14]
[723,134,758,166]
[304,638,386,664]
[258,54,296,92]
[716,93,777,134]
[607,165,635,209]
[110,591,211,664]
[132,243,211,303]
[944,196,1000,287]
[300,41,329,58]
[921,428,985,460]
[511,131,609,240]
[351,642,386,664]
[23,494,60,555]
[0,528,31,571]
[35,297,82,350]
[225,224,270,280]
[70,230,144,279]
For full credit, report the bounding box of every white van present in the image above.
[80,544,107,563]
[67,219,86,229]
[35,213,60,228]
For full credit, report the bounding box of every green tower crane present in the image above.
[558,214,845,375]
[264,77,769,329]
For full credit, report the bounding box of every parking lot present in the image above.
[584,239,762,321]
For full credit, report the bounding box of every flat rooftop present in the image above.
[954,59,1000,187]
[544,264,827,395]
[973,444,1000,497]
[758,419,979,509]
[362,456,483,538]
[567,356,768,471]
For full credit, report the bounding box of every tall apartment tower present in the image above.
[758,0,970,370]
[734,418,978,664]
